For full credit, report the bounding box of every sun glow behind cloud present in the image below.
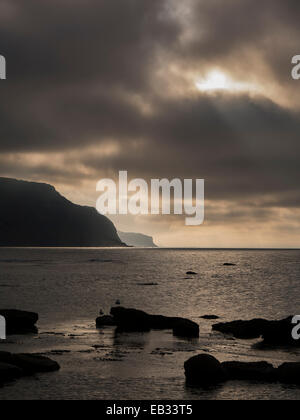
[196,70,256,93]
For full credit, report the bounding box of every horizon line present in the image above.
[0,246,299,251]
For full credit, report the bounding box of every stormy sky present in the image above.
[0,0,300,247]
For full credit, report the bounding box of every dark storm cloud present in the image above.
[187,0,300,82]
[0,0,180,87]
[79,93,300,202]
[0,0,187,154]
[0,0,181,150]
[0,0,300,213]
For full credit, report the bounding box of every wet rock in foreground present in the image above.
[212,316,298,346]
[0,352,60,375]
[0,309,38,334]
[0,363,23,384]
[184,354,227,386]
[221,361,277,382]
[277,363,300,385]
[185,354,300,386]
[110,307,200,337]
[0,352,60,386]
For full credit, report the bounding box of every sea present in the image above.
[0,248,300,400]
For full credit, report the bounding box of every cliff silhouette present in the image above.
[0,178,124,247]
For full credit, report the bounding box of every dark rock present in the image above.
[213,315,296,343]
[0,363,23,383]
[184,354,227,386]
[147,314,175,330]
[223,263,236,266]
[261,316,297,346]
[186,271,197,275]
[213,316,298,347]
[201,315,220,320]
[277,363,300,384]
[110,307,199,337]
[184,355,300,386]
[0,352,60,384]
[172,318,200,338]
[0,309,38,334]
[222,361,277,382]
[111,307,151,332]
[149,314,199,337]
[96,315,116,327]
[184,354,300,386]
[213,318,268,339]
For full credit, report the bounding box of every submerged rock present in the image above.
[137,283,159,286]
[222,361,276,382]
[110,307,199,337]
[201,315,220,320]
[186,271,197,275]
[223,263,236,266]
[184,354,227,386]
[0,309,38,334]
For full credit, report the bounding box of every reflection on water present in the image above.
[0,248,300,400]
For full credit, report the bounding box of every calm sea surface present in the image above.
[0,248,300,400]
